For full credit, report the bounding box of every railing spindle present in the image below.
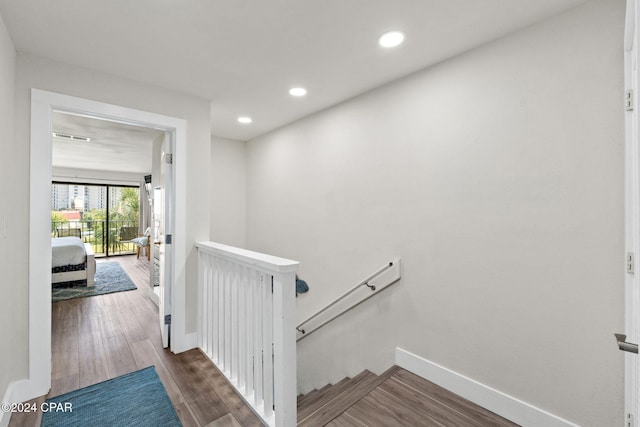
[214,256,222,364]
[246,269,255,399]
[200,253,208,355]
[263,273,274,419]
[254,271,264,408]
[206,254,214,358]
[238,265,247,392]
[230,263,239,381]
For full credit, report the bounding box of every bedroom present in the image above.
[49,111,165,301]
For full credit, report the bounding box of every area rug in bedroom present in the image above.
[41,366,182,427]
[52,262,137,302]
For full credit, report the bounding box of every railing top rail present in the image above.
[196,241,299,274]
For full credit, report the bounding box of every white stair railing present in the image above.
[196,241,299,427]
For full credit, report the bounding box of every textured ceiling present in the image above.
[1,0,587,141]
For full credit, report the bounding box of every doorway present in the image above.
[22,89,188,402]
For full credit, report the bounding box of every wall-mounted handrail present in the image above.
[296,259,401,341]
[297,261,394,328]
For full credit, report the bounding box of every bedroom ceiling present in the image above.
[52,112,161,174]
[1,0,587,141]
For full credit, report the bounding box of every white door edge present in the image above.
[625,0,639,425]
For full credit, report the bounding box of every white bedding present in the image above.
[51,237,87,267]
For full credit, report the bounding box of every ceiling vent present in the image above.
[52,132,92,142]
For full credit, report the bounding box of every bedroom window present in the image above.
[51,182,141,257]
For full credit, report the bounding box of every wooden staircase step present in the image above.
[325,412,369,427]
[298,370,376,426]
[297,376,353,421]
[391,369,516,427]
[297,366,517,426]
[352,383,478,426]
[297,388,319,406]
[298,366,400,427]
[297,382,333,409]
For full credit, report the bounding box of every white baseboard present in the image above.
[0,383,12,427]
[146,285,159,306]
[170,331,199,354]
[0,380,31,427]
[395,348,578,427]
[185,332,198,351]
[0,376,49,427]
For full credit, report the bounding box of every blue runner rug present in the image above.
[52,262,137,302]
[41,366,181,427]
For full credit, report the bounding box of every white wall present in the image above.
[210,137,246,248]
[0,10,18,403]
[13,53,210,358]
[246,1,625,425]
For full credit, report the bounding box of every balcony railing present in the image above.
[52,220,139,256]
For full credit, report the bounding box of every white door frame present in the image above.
[625,0,640,425]
[159,132,174,348]
[13,89,187,402]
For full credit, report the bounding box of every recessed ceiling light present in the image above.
[237,116,252,124]
[289,87,307,97]
[378,31,405,48]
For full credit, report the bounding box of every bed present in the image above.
[51,237,96,287]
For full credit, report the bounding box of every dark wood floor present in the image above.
[297,366,519,427]
[9,255,262,427]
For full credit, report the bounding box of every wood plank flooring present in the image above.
[299,366,519,427]
[9,255,262,427]
[10,254,520,427]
